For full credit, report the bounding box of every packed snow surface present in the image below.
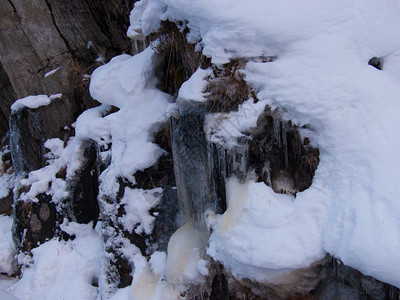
[9,222,103,300]
[0,216,16,276]
[131,0,400,288]
[11,94,62,111]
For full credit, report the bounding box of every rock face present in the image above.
[1,0,134,266]
[0,0,134,137]
[0,63,16,137]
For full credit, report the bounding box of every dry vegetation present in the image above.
[152,21,211,96]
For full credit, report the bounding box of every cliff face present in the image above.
[0,0,134,136]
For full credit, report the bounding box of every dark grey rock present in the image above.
[368,57,383,70]
[65,139,99,224]
[13,193,56,252]
[0,189,13,216]
[320,282,361,300]
[9,96,76,175]
[0,63,16,137]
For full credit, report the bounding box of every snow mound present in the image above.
[208,177,326,282]
[10,222,103,300]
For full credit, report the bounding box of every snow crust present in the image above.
[11,94,62,111]
[131,0,400,288]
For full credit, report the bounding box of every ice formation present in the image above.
[3,0,400,299]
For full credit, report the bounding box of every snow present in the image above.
[206,98,266,148]
[207,177,326,283]
[177,68,211,103]
[0,148,15,199]
[131,259,179,300]
[2,0,400,298]
[131,0,400,289]
[11,94,62,111]
[9,222,103,300]
[0,172,13,199]
[149,251,166,275]
[44,67,61,78]
[89,47,175,189]
[118,187,162,235]
[18,137,76,204]
[0,216,16,276]
[0,288,19,300]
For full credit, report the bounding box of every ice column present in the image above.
[170,99,217,225]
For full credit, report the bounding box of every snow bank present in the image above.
[208,177,326,282]
[10,222,103,300]
[131,0,400,288]
[11,94,62,111]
